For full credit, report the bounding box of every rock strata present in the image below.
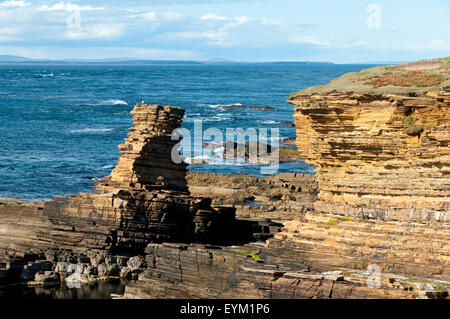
[289,74,450,220]
[41,104,237,252]
[2,59,449,299]
[283,58,450,284]
[124,242,416,299]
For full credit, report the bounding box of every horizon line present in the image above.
[0,54,408,65]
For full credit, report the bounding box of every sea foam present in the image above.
[70,128,114,134]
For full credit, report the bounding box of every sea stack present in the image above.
[43,104,236,253]
[93,104,188,194]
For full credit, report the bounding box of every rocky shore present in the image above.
[1,57,449,299]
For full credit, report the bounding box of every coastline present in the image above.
[0,57,449,299]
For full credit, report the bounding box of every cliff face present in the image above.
[1,60,449,298]
[289,59,450,220]
[283,58,450,283]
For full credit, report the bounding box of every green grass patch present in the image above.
[403,116,417,126]
[223,250,260,261]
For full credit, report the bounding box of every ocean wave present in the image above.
[85,99,128,107]
[34,73,55,78]
[205,103,243,109]
[261,120,280,124]
[102,99,128,105]
[70,128,114,134]
[184,116,232,123]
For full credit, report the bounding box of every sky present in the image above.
[0,0,449,63]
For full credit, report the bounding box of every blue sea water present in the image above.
[0,63,373,200]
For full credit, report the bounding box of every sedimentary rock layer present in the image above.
[93,104,188,194]
[283,59,450,285]
[124,243,415,299]
[289,85,449,220]
[39,104,238,252]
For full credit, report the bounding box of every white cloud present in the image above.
[38,2,104,12]
[162,12,182,21]
[0,26,22,41]
[430,39,450,50]
[201,13,250,27]
[64,24,124,40]
[0,26,21,35]
[131,11,183,22]
[201,13,228,21]
[162,30,232,47]
[130,48,201,60]
[289,35,330,46]
[353,38,369,46]
[0,1,29,8]
[181,14,254,46]
[133,11,157,21]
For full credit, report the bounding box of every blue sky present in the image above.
[0,0,449,63]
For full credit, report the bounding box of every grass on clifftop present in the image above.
[290,56,450,98]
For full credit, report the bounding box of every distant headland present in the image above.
[0,54,338,65]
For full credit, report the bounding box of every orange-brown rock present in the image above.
[124,242,416,299]
[289,78,449,220]
[93,104,188,194]
[282,58,450,287]
[41,104,237,253]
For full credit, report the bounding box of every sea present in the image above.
[0,63,373,200]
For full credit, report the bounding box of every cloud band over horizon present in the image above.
[0,0,449,63]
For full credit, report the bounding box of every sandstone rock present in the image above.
[65,272,90,285]
[120,267,132,280]
[127,256,146,271]
[54,262,70,273]
[116,256,129,267]
[277,60,450,285]
[289,87,449,220]
[90,255,105,268]
[97,263,120,277]
[126,243,416,299]
[40,104,238,252]
[34,271,60,284]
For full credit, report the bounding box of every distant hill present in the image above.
[0,55,336,65]
[0,55,33,62]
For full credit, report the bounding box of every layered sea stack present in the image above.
[42,104,237,253]
[280,57,450,280]
[0,104,239,265]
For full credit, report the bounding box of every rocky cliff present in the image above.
[289,58,450,220]
[1,59,449,299]
[283,58,450,283]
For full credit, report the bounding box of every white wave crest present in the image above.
[35,73,55,78]
[70,128,114,134]
[207,103,242,108]
[261,120,279,124]
[101,99,128,105]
